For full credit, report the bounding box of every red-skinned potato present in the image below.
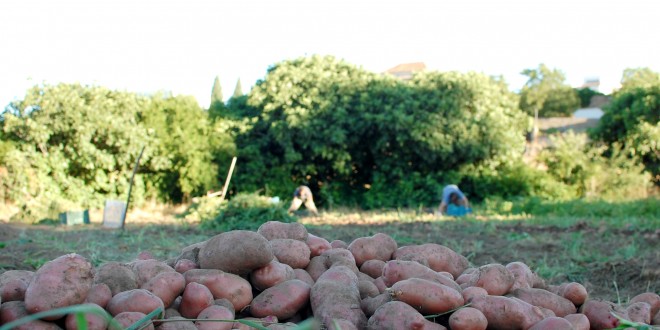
[293,268,315,287]
[393,243,469,278]
[367,301,446,330]
[382,260,461,292]
[195,305,235,330]
[448,307,487,330]
[180,282,215,319]
[250,259,296,291]
[311,266,367,329]
[373,276,387,294]
[469,294,547,330]
[626,301,652,324]
[0,301,62,330]
[629,292,660,317]
[462,286,488,302]
[84,283,112,309]
[250,279,311,319]
[563,313,589,330]
[388,277,464,315]
[331,239,349,249]
[94,261,139,295]
[528,316,573,330]
[257,221,308,241]
[360,259,386,279]
[359,280,380,299]
[462,263,514,296]
[509,287,577,317]
[348,233,397,267]
[110,312,154,330]
[106,288,165,317]
[579,299,628,330]
[141,271,186,308]
[184,268,253,311]
[174,259,198,273]
[306,233,332,257]
[0,270,34,302]
[198,230,274,275]
[24,253,94,320]
[361,292,393,317]
[129,259,175,286]
[269,238,312,269]
[64,303,109,330]
[156,317,197,330]
[232,316,279,329]
[548,282,588,306]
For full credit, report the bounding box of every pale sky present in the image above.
[1,0,658,109]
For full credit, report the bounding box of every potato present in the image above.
[106,288,165,317]
[0,270,34,302]
[306,233,332,257]
[305,256,327,281]
[448,307,487,330]
[462,286,488,302]
[359,280,381,299]
[250,259,296,291]
[373,276,387,294]
[348,233,397,267]
[293,268,315,287]
[360,259,386,279]
[64,303,109,330]
[84,283,112,309]
[0,301,62,330]
[196,305,235,330]
[331,239,349,249]
[24,253,94,320]
[232,316,279,329]
[173,240,207,266]
[393,243,469,278]
[547,282,588,306]
[506,261,535,291]
[360,292,393,317]
[469,294,547,330]
[250,279,311,319]
[510,287,577,317]
[462,263,514,296]
[579,299,628,330]
[110,311,154,330]
[269,238,312,269]
[528,316,573,330]
[626,301,652,324]
[198,230,274,275]
[136,251,156,260]
[629,292,660,317]
[94,261,139,295]
[311,266,367,329]
[327,319,359,330]
[184,268,253,311]
[653,310,660,325]
[257,221,308,241]
[388,277,464,315]
[367,301,446,330]
[213,298,236,314]
[174,259,198,273]
[381,260,461,292]
[156,316,197,330]
[563,313,590,330]
[129,259,176,286]
[179,282,214,319]
[141,271,186,308]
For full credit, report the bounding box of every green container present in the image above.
[59,210,90,226]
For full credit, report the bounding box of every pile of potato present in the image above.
[1,220,659,330]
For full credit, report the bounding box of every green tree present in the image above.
[590,85,660,183]
[232,78,244,99]
[209,76,225,118]
[620,67,660,91]
[140,94,219,202]
[576,87,604,108]
[519,64,580,117]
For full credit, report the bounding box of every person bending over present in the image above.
[438,184,470,216]
[288,185,319,216]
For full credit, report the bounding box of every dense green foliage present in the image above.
[590,84,660,183]
[0,58,656,222]
[575,87,604,108]
[198,192,295,231]
[519,64,580,117]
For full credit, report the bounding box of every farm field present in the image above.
[0,202,658,305]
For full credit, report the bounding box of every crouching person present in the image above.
[288,185,319,216]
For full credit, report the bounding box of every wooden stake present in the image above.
[218,157,237,203]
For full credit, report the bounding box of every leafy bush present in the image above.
[199,192,296,231]
[179,195,225,223]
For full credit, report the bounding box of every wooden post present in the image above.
[120,146,145,231]
[218,157,237,203]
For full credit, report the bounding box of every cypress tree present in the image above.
[232,78,243,98]
[210,76,223,109]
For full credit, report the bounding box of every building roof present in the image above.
[385,62,427,74]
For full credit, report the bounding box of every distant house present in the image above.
[581,77,601,92]
[384,62,426,80]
